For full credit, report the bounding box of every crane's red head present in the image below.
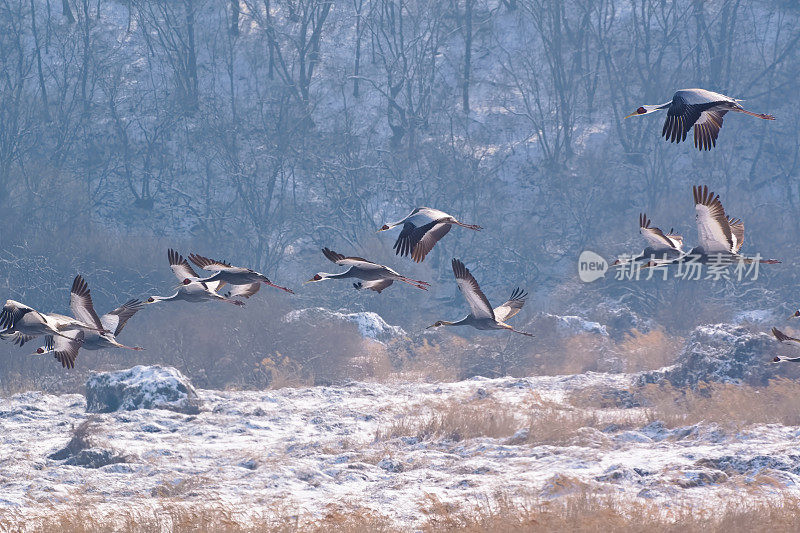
[147,297,156,303]
[304,273,324,284]
[182,278,192,285]
[378,224,390,232]
[625,106,656,119]
[773,356,782,363]
[36,347,44,354]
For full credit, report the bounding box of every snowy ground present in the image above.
[2,371,800,529]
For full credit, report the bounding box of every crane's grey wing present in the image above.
[188,253,235,272]
[322,247,349,265]
[662,94,702,144]
[52,329,84,369]
[411,220,452,263]
[772,327,800,346]
[416,207,451,220]
[168,249,200,280]
[225,283,260,299]
[665,233,683,251]
[101,299,144,337]
[693,109,728,151]
[728,217,744,253]
[693,185,734,254]
[452,258,494,320]
[322,248,382,270]
[0,331,40,347]
[493,288,528,322]
[353,279,393,293]
[638,213,679,251]
[393,222,418,258]
[70,276,104,332]
[678,88,734,103]
[0,300,33,331]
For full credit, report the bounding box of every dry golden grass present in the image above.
[616,328,684,372]
[0,502,400,533]
[388,337,464,383]
[569,378,800,431]
[420,491,800,533]
[639,378,800,429]
[8,492,800,533]
[376,399,521,442]
[376,392,642,446]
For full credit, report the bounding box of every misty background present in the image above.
[0,0,798,391]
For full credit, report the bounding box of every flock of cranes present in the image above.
[614,185,780,269]
[0,208,531,370]
[2,87,794,370]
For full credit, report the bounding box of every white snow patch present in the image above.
[283,307,406,340]
[733,309,777,324]
[549,314,609,336]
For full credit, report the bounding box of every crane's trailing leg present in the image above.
[736,108,775,120]
[264,281,294,294]
[454,221,483,230]
[397,277,429,290]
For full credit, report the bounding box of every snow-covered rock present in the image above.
[733,309,778,324]
[85,365,201,414]
[282,307,406,341]
[642,323,777,387]
[594,303,655,341]
[62,448,128,469]
[550,314,609,336]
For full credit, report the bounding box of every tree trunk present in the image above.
[462,0,472,114]
[353,0,363,97]
[62,0,75,23]
[230,0,240,35]
[185,0,199,111]
[30,0,51,121]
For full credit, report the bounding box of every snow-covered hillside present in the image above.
[3,366,800,529]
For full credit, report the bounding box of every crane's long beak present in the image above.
[623,112,637,119]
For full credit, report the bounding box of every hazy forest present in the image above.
[1,0,799,391]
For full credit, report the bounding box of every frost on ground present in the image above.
[2,358,800,529]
